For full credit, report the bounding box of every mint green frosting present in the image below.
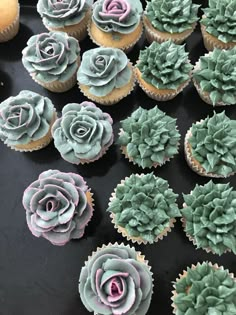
[182,181,236,255]
[108,173,180,243]
[77,47,132,97]
[146,0,199,33]
[174,262,236,315]
[189,112,236,177]
[137,41,192,89]
[201,0,236,43]
[118,106,180,168]
[52,101,113,164]
[193,48,236,106]
[0,90,54,146]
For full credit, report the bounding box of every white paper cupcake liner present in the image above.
[0,5,20,42]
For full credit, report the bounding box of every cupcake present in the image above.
[52,101,114,164]
[77,47,135,105]
[118,106,180,168]
[201,0,236,51]
[185,111,236,178]
[22,32,80,93]
[88,0,143,51]
[182,181,236,255]
[172,262,236,314]
[37,0,93,41]
[135,40,192,101]
[144,0,199,44]
[22,170,94,246]
[0,90,56,152]
[108,173,180,244]
[193,48,236,106]
[79,243,153,315]
[0,0,20,42]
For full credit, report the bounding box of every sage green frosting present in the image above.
[201,0,236,43]
[0,90,54,146]
[146,0,199,34]
[193,48,236,106]
[108,173,180,243]
[137,41,192,89]
[118,106,180,168]
[189,111,236,177]
[174,262,236,315]
[182,181,236,255]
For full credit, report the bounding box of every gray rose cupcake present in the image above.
[22,31,80,92]
[52,101,114,164]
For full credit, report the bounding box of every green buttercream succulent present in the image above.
[193,48,236,106]
[146,0,200,33]
[174,262,236,315]
[201,0,236,43]
[118,106,180,168]
[108,173,180,243]
[189,112,236,177]
[182,181,236,255]
[137,41,192,89]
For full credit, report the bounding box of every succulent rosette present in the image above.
[22,170,93,246]
[52,102,113,164]
[79,243,153,315]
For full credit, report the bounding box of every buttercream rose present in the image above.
[22,170,93,246]
[52,102,113,164]
[79,244,153,315]
[22,32,80,83]
[100,0,131,22]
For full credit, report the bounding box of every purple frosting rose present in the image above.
[99,0,131,21]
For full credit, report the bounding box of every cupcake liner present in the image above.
[0,5,20,43]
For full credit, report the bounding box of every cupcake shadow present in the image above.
[0,71,12,102]
[24,142,61,164]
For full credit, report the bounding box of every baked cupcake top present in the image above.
[79,243,153,315]
[182,181,236,255]
[0,0,19,31]
[77,47,132,97]
[201,0,236,43]
[92,0,143,34]
[22,32,80,83]
[188,112,236,177]
[0,90,55,147]
[193,48,236,106]
[118,106,180,168]
[145,0,199,34]
[37,0,93,28]
[22,170,93,246]
[108,173,180,243]
[173,262,236,315]
[52,101,113,164]
[137,40,192,89]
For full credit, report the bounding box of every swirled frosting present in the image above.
[118,106,180,168]
[108,173,180,243]
[22,32,80,83]
[52,102,113,164]
[193,48,236,106]
[201,0,236,43]
[22,170,93,246]
[182,181,236,255]
[189,112,236,177]
[146,0,199,33]
[137,40,192,89]
[77,47,132,97]
[0,90,55,146]
[37,0,93,28]
[79,243,153,315]
[92,0,143,34]
[174,262,236,315]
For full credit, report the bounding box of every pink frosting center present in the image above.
[100,0,131,22]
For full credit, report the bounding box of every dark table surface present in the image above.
[0,1,235,314]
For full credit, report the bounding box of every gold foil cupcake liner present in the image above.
[0,5,20,42]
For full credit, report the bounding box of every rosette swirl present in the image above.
[52,102,113,164]
[0,90,55,147]
[22,170,93,246]
[22,32,80,83]
[92,0,143,34]
[79,244,153,315]
[77,47,132,97]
